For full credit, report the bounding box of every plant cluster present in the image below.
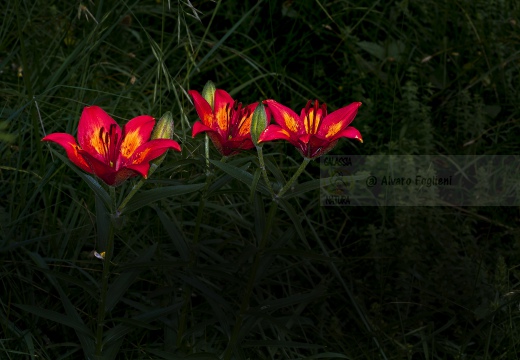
[1,0,520,359]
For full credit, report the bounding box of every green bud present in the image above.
[250,103,268,147]
[151,111,174,140]
[148,111,174,177]
[202,80,216,110]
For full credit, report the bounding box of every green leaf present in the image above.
[279,199,307,243]
[27,252,95,356]
[155,206,190,261]
[251,287,326,313]
[190,0,265,75]
[209,159,270,196]
[176,273,232,336]
[265,248,336,263]
[241,340,323,349]
[249,168,262,203]
[283,178,322,199]
[105,243,157,312]
[120,184,205,214]
[13,304,92,335]
[253,195,266,243]
[304,353,352,359]
[357,41,385,60]
[51,150,112,210]
[103,302,183,348]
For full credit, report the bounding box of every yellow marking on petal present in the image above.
[304,113,310,134]
[237,114,253,136]
[215,106,229,132]
[120,129,142,158]
[280,129,290,137]
[326,122,343,138]
[132,147,152,164]
[313,110,323,134]
[283,112,299,133]
[90,135,106,155]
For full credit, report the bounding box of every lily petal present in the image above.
[333,126,363,143]
[224,137,255,152]
[317,102,361,139]
[264,100,301,135]
[42,133,91,173]
[213,89,234,135]
[120,115,156,161]
[189,90,215,129]
[78,106,121,160]
[127,139,182,173]
[192,121,217,138]
[258,124,293,143]
[235,102,258,137]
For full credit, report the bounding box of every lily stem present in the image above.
[94,187,116,356]
[277,157,311,198]
[116,154,167,215]
[180,155,227,348]
[224,200,278,360]
[255,145,274,197]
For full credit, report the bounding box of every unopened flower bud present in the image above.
[202,80,216,110]
[151,111,174,140]
[250,103,268,146]
[148,111,176,177]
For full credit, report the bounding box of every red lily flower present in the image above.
[259,100,362,159]
[189,88,258,156]
[42,106,181,186]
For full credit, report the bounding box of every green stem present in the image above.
[277,158,311,198]
[256,146,274,197]
[116,179,145,216]
[224,200,278,360]
[117,154,166,216]
[205,134,210,174]
[94,187,116,356]
[179,154,226,346]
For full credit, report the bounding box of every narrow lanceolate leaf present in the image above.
[119,183,205,214]
[52,150,112,210]
[284,174,369,199]
[209,159,270,196]
[27,252,95,356]
[13,304,92,335]
[103,303,183,348]
[155,206,190,261]
[105,243,157,313]
[252,194,266,244]
[241,340,324,349]
[252,286,326,314]
[249,168,262,203]
[299,352,351,359]
[279,199,307,243]
[176,273,233,336]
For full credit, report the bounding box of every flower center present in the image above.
[304,100,327,135]
[98,124,121,168]
[225,101,253,139]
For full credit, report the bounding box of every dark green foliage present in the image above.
[2,0,520,359]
